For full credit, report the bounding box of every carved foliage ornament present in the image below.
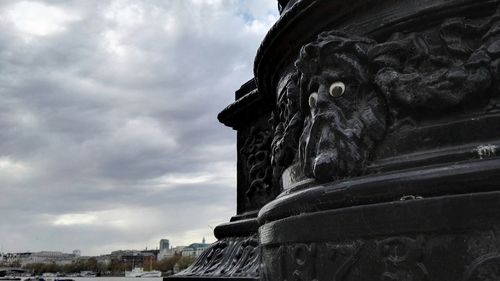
[271,8,500,184]
[240,126,274,209]
[377,237,428,281]
[464,253,500,281]
[260,241,363,281]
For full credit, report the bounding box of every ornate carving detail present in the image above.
[377,237,428,281]
[272,32,388,184]
[240,126,274,209]
[177,236,259,278]
[370,12,500,116]
[271,8,500,184]
[261,241,363,281]
[464,253,500,281]
[271,74,303,186]
[289,243,317,281]
[326,242,364,281]
[295,32,388,182]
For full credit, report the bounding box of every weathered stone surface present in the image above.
[260,191,500,281]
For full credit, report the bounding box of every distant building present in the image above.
[2,252,31,265]
[158,246,185,260]
[110,250,141,264]
[141,249,159,257]
[29,251,77,265]
[141,250,158,266]
[159,239,170,251]
[181,238,210,257]
[2,250,79,266]
[109,249,158,265]
[119,252,145,264]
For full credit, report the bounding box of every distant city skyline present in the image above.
[1,237,210,271]
[0,0,278,256]
[1,236,210,256]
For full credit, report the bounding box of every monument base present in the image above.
[169,0,500,280]
[259,191,500,280]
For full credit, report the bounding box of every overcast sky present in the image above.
[0,0,277,256]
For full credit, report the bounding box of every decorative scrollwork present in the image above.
[240,127,274,209]
[260,241,363,281]
[377,237,428,281]
[370,12,500,115]
[464,253,500,281]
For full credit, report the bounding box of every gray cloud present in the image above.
[0,0,277,255]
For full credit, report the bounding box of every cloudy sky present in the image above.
[0,0,277,256]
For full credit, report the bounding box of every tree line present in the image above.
[2,255,197,276]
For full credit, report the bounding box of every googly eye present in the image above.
[308,92,318,108]
[329,81,345,97]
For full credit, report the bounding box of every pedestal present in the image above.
[169,0,500,280]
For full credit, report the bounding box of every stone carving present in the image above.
[261,241,363,281]
[326,242,364,281]
[177,236,259,278]
[464,253,500,281]
[240,126,274,209]
[271,74,303,186]
[295,32,388,182]
[377,237,428,281]
[370,13,500,117]
[272,32,388,184]
[271,8,500,184]
[289,243,317,281]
